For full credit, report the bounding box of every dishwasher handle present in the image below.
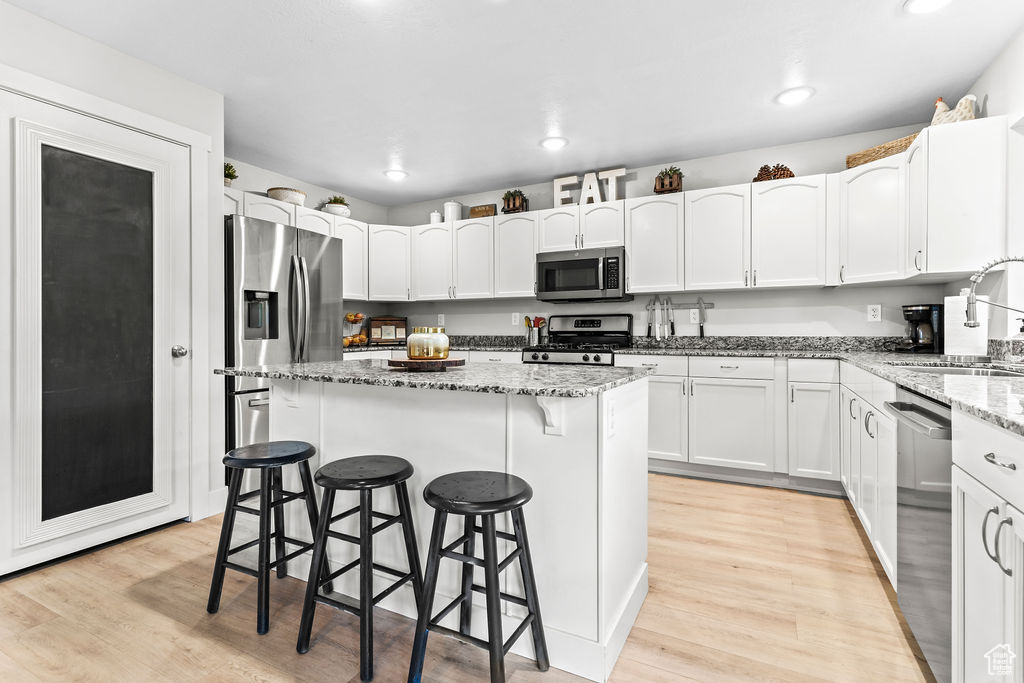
[884,401,952,440]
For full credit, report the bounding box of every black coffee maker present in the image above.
[896,304,944,354]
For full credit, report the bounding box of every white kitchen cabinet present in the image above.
[334,217,370,301]
[616,355,689,463]
[537,206,580,252]
[684,184,750,290]
[624,195,684,293]
[243,192,296,226]
[223,187,243,215]
[837,155,906,284]
[468,351,521,364]
[906,117,1007,276]
[840,387,860,503]
[579,200,624,249]
[494,213,538,298]
[410,222,453,301]
[368,224,411,301]
[294,206,333,236]
[452,217,493,299]
[787,381,840,480]
[688,376,774,471]
[874,409,897,585]
[751,175,827,287]
[344,350,392,361]
[857,403,879,539]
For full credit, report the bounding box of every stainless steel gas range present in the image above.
[521,314,632,366]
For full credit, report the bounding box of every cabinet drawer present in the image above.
[468,351,521,364]
[689,356,774,380]
[615,354,688,377]
[788,359,839,383]
[953,410,1024,509]
[840,361,874,402]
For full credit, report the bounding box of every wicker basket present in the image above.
[845,132,919,168]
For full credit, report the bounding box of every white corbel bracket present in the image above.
[535,396,566,436]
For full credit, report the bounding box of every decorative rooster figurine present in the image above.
[931,94,977,126]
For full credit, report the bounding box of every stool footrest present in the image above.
[233,505,259,516]
[222,561,258,578]
[269,490,305,507]
[502,613,536,655]
[440,548,483,567]
[323,558,361,585]
[470,583,529,609]
[371,513,402,535]
[316,592,362,618]
[268,542,315,569]
[373,571,413,605]
[427,623,490,651]
[329,505,360,525]
[228,534,311,558]
[472,524,516,543]
[326,529,360,544]
[430,594,466,626]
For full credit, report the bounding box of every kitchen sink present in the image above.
[897,365,1024,378]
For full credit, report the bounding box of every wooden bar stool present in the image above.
[206,440,330,635]
[408,471,548,683]
[296,455,424,682]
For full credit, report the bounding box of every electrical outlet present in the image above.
[689,309,700,324]
[512,311,520,326]
[867,304,882,322]
[437,314,445,326]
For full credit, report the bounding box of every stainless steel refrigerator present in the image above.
[224,214,344,452]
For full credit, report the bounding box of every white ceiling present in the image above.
[10,0,1024,205]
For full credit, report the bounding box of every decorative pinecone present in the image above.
[772,164,795,179]
[752,165,774,182]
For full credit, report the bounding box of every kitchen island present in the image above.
[216,359,652,682]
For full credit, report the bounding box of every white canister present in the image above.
[443,201,462,222]
[429,210,442,224]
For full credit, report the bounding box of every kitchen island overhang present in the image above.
[215,359,651,682]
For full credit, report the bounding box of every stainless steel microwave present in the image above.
[536,246,632,302]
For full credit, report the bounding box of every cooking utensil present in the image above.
[666,297,676,335]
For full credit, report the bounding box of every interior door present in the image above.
[0,90,191,572]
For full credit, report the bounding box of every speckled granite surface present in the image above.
[215,359,653,398]
[628,335,904,352]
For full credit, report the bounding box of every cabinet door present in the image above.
[411,223,453,301]
[875,410,897,586]
[579,199,624,249]
[624,195,684,293]
[841,389,861,504]
[952,467,1012,683]
[688,377,773,471]
[368,225,410,301]
[294,206,333,236]
[648,376,688,463]
[243,192,296,226]
[453,217,493,299]
[467,351,521,364]
[494,213,538,298]
[787,382,840,480]
[751,175,827,287]
[537,206,580,252]
[905,130,928,275]
[838,157,906,284]
[223,187,243,216]
[684,184,750,290]
[1002,502,1024,683]
[858,405,878,537]
[334,218,369,301]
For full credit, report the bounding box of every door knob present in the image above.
[171,345,189,358]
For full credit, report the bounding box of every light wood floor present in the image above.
[0,474,933,682]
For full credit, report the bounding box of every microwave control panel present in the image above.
[606,257,620,289]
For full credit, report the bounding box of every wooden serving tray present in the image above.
[387,358,466,372]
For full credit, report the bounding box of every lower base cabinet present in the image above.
[688,377,774,471]
[788,381,840,480]
[649,376,688,462]
[840,386,860,506]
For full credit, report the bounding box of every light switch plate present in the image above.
[689,309,700,324]
[512,311,521,326]
[437,314,445,326]
[867,304,882,322]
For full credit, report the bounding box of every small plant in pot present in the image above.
[322,195,351,217]
[501,189,528,214]
[654,166,683,194]
[224,162,238,187]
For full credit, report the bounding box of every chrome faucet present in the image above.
[965,256,1024,327]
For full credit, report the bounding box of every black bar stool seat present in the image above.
[408,470,548,683]
[297,455,423,682]
[207,440,330,636]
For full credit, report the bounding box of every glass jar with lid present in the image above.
[407,327,450,360]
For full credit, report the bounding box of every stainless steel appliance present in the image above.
[536,247,631,303]
[522,314,632,365]
[896,304,945,354]
[225,215,344,451]
[885,389,952,683]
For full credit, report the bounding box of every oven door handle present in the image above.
[883,401,952,440]
[597,258,605,291]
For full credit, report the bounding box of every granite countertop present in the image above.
[216,359,653,398]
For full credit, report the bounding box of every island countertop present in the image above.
[215,359,653,398]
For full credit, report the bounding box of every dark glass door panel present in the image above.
[40,145,154,521]
[540,258,601,293]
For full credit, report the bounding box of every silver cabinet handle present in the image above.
[995,517,1014,576]
[720,365,739,369]
[641,363,659,367]
[984,452,1017,470]
[864,410,875,438]
[839,265,846,283]
[791,386,795,403]
[744,270,749,287]
[171,345,189,358]
[574,234,578,249]
[690,379,695,396]
[914,250,923,272]
[753,270,757,287]
[849,397,858,420]
[407,287,410,300]
[982,506,1000,564]
[452,285,456,298]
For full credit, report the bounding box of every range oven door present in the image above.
[536,247,624,301]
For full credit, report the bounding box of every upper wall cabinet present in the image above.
[838,156,906,284]
[223,187,243,216]
[411,222,453,300]
[453,217,494,299]
[751,175,827,288]
[369,224,411,301]
[242,192,296,226]
[579,199,625,249]
[294,206,333,236]
[537,206,580,252]
[684,184,750,290]
[906,117,1007,276]
[334,218,370,301]
[624,195,684,293]
[494,213,538,298]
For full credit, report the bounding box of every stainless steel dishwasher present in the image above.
[885,388,953,683]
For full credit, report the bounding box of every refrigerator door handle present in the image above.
[290,254,304,362]
[299,256,312,362]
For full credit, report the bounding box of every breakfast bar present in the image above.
[216,359,652,682]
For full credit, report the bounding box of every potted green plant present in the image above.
[501,189,528,214]
[322,195,351,217]
[654,166,683,194]
[224,162,238,187]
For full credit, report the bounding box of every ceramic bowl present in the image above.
[322,203,352,217]
[267,187,306,206]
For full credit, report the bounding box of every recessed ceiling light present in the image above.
[384,169,408,181]
[774,86,816,106]
[903,0,952,14]
[540,137,568,151]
